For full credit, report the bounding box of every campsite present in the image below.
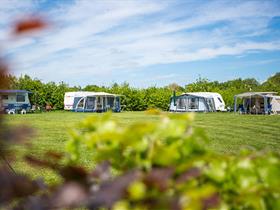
[6,111,280,183]
[1,72,280,210]
[2,74,280,186]
[1,1,280,209]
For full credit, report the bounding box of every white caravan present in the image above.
[64,91,121,112]
[64,92,95,111]
[169,92,226,112]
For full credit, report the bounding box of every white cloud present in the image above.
[0,0,280,86]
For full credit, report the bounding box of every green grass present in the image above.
[3,111,280,183]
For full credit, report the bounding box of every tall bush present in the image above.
[6,73,280,110]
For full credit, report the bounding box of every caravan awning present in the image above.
[181,92,214,98]
[84,92,121,97]
[234,92,277,98]
[0,90,32,94]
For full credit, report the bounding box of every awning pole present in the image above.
[83,97,86,112]
[250,95,251,114]
[16,92,18,114]
[264,96,268,115]
[234,96,237,113]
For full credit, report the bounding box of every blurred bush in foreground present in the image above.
[2,109,280,209]
[66,112,280,210]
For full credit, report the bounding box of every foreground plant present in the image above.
[1,110,280,209]
[66,112,280,210]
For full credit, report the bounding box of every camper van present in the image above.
[64,91,121,112]
[169,92,226,112]
[0,90,31,114]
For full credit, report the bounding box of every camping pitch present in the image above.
[64,91,121,112]
[169,92,226,112]
[234,92,280,115]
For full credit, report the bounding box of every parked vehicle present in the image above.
[169,92,226,112]
[0,90,32,114]
[64,91,121,112]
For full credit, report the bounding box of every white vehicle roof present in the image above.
[180,92,222,98]
[65,91,119,97]
[235,92,278,98]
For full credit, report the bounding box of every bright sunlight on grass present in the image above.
[4,111,280,183]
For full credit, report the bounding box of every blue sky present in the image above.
[0,0,280,87]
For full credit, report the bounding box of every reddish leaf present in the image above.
[59,165,88,184]
[0,60,10,89]
[25,155,56,169]
[14,17,48,35]
[52,182,88,209]
[0,168,40,203]
[176,167,201,184]
[90,161,111,181]
[88,170,141,209]
[45,151,63,160]
[144,167,174,191]
[1,126,34,144]
[203,193,220,210]
[13,195,51,210]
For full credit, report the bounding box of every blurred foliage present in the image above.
[1,16,280,210]
[65,112,280,210]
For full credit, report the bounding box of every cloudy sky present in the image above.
[0,0,280,87]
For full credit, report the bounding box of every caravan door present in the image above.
[271,97,280,114]
[205,98,215,112]
[85,97,95,111]
[188,97,199,111]
[114,97,121,112]
[213,94,226,111]
[75,98,85,112]
[96,96,103,112]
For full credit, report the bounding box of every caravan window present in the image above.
[97,96,101,104]
[1,95,8,100]
[189,97,199,109]
[177,97,186,109]
[16,95,25,102]
[115,97,120,108]
[86,97,95,109]
[107,97,114,108]
[217,97,223,103]
[206,98,215,111]
[77,98,84,109]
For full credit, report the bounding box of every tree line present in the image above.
[3,73,280,111]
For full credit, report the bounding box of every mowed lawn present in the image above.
[3,111,280,183]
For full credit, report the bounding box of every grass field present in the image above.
[4,111,280,183]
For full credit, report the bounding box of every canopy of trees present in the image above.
[5,73,280,111]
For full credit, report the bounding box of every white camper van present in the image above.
[169,92,226,112]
